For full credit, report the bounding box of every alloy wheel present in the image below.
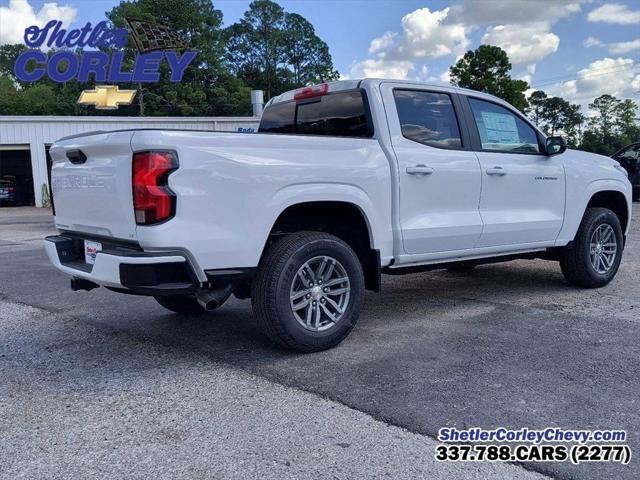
[289,255,351,332]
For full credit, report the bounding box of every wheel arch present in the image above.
[585,190,629,237]
[557,180,632,246]
[261,199,381,291]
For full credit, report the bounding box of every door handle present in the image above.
[406,165,434,175]
[486,166,507,176]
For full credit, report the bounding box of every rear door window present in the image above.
[393,90,462,149]
[258,90,372,138]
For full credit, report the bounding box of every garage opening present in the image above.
[0,147,35,207]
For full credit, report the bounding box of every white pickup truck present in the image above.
[46,79,632,351]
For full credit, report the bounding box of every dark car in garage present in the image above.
[0,178,17,205]
[612,142,640,201]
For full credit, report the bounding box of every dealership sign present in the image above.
[14,19,196,94]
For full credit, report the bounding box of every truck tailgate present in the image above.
[50,131,137,241]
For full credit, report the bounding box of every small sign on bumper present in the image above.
[84,240,102,265]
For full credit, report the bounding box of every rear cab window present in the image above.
[258,101,295,134]
[258,90,373,138]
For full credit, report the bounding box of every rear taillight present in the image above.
[294,83,329,100]
[132,151,178,225]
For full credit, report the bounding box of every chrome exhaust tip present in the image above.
[196,284,235,311]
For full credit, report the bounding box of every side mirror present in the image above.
[545,136,567,156]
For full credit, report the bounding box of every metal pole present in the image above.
[251,90,264,117]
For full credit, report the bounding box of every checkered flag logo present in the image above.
[125,18,189,53]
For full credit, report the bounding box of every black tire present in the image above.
[560,207,624,288]
[447,262,477,273]
[154,294,211,314]
[252,231,365,352]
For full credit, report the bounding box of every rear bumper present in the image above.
[44,234,200,295]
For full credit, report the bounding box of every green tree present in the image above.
[615,99,638,138]
[580,94,638,155]
[225,0,338,99]
[526,90,584,146]
[542,96,567,135]
[1,0,254,116]
[0,75,20,113]
[0,76,58,115]
[0,44,93,115]
[225,0,285,99]
[449,45,529,112]
[588,94,620,140]
[528,90,547,127]
[579,129,608,155]
[562,103,585,147]
[0,44,27,78]
[283,13,339,85]
[106,0,251,116]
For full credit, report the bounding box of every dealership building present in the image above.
[0,115,261,208]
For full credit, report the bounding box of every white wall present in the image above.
[0,116,260,207]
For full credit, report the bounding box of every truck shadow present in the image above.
[143,259,573,360]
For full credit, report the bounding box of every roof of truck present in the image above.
[265,78,506,107]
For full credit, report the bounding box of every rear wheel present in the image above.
[252,231,364,352]
[154,294,212,314]
[560,207,623,288]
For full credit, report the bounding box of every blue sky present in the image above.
[2,0,639,110]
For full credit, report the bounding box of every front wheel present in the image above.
[560,207,623,288]
[252,232,365,352]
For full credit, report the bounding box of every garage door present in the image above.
[0,147,35,207]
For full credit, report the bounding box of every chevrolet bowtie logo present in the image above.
[78,85,136,110]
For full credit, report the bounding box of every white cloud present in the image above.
[451,0,585,25]
[546,57,640,108]
[583,36,640,56]
[415,65,430,81]
[517,64,537,84]
[584,36,604,48]
[348,7,470,79]
[395,7,470,59]
[481,22,560,64]
[587,3,640,24]
[348,58,415,80]
[439,69,451,84]
[369,32,397,54]
[547,79,578,99]
[454,0,585,67]
[0,0,77,45]
[609,38,640,54]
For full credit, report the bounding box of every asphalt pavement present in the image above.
[1,205,639,480]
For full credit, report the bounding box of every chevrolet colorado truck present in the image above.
[45,79,633,351]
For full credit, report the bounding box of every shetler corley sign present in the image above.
[13,19,196,107]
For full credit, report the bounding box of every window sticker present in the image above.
[481,111,519,144]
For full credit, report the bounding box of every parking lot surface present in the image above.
[1,206,639,480]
